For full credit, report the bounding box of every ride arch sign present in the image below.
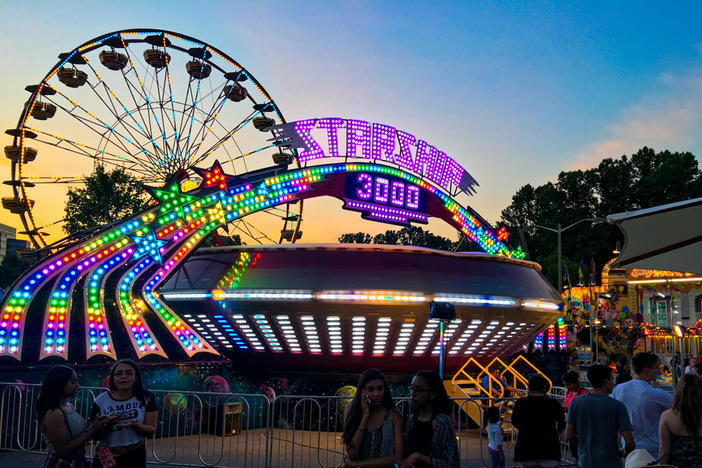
[269,118,478,197]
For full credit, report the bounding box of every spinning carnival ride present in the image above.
[1,30,562,367]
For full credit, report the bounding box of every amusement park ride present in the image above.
[1,30,562,373]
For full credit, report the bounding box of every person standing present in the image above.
[566,364,634,468]
[658,373,702,466]
[684,356,697,375]
[611,352,673,458]
[563,371,589,413]
[37,365,108,468]
[90,359,157,468]
[512,375,565,467]
[342,368,403,467]
[400,371,459,468]
[485,406,505,468]
[569,349,579,371]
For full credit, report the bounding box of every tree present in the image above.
[500,147,702,287]
[339,226,460,251]
[0,253,30,290]
[64,166,149,235]
[337,232,372,244]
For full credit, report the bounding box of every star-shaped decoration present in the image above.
[192,160,236,192]
[146,181,197,220]
[257,182,269,196]
[207,201,227,225]
[130,227,167,264]
[511,245,527,260]
[496,226,510,242]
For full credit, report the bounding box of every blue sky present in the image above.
[1,1,702,242]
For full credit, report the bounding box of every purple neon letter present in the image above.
[372,123,396,162]
[346,120,372,159]
[318,118,345,158]
[295,119,325,162]
[395,130,416,169]
[442,156,464,189]
[427,150,448,186]
[413,140,438,178]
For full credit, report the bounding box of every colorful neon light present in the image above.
[547,325,556,350]
[535,331,544,350]
[84,248,133,359]
[557,317,567,349]
[0,162,527,360]
[271,118,478,195]
[217,252,256,289]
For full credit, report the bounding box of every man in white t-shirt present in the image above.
[611,352,673,458]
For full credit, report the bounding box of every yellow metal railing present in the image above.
[451,356,505,401]
[449,355,553,401]
[506,355,552,393]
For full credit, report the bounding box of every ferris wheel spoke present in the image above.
[258,205,295,220]
[118,38,175,168]
[180,77,205,167]
[81,64,160,147]
[81,63,167,169]
[116,64,168,169]
[230,218,278,244]
[182,84,231,164]
[192,110,258,166]
[162,60,183,165]
[151,67,177,164]
[40,89,143,153]
[26,120,152,172]
[216,142,278,166]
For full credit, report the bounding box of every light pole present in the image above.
[524,217,605,292]
[674,324,686,385]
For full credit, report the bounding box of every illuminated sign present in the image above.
[268,118,478,196]
[627,269,696,279]
[343,172,428,226]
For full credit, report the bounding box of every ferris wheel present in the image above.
[4,29,301,249]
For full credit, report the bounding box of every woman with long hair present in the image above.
[399,370,459,468]
[342,368,403,467]
[90,359,157,468]
[659,373,702,466]
[37,365,105,468]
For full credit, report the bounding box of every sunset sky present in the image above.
[2,1,702,244]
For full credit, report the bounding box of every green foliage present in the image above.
[339,226,464,251]
[63,166,149,235]
[500,147,702,288]
[0,253,30,290]
[337,232,372,244]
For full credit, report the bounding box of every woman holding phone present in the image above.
[343,368,403,467]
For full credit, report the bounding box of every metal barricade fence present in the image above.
[0,382,576,467]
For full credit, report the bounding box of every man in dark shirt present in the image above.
[566,364,634,468]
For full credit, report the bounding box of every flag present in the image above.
[563,262,572,290]
[590,258,596,286]
[578,259,585,286]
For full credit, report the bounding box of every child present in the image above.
[485,406,505,468]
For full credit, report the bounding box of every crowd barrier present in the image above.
[0,382,576,467]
